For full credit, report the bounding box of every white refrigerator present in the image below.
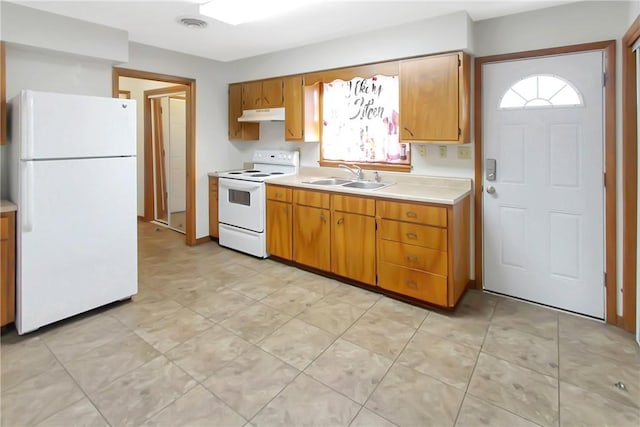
[8,90,138,334]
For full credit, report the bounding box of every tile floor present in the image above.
[1,222,639,427]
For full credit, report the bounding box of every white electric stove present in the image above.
[218,150,299,258]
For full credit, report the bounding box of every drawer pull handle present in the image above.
[405,280,418,288]
[406,232,418,239]
[337,218,344,225]
[406,211,418,218]
[405,255,418,262]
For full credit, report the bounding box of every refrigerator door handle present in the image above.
[22,162,34,232]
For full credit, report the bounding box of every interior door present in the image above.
[483,51,605,318]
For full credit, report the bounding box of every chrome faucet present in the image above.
[374,171,381,182]
[338,163,365,180]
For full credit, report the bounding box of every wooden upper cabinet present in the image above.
[399,52,470,143]
[228,83,259,141]
[284,75,304,141]
[242,78,283,110]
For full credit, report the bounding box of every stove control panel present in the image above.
[252,150,299,166]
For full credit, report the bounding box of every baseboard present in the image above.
[195,236,211,245]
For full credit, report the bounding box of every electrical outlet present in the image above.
[457,146,472,160]
[439,146,447,159]
[418,145,426,157]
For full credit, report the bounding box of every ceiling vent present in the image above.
[178,17,208,29]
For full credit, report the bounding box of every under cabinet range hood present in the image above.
[237,107,285,122]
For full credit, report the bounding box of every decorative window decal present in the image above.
[322,75,408,165]
[499,75,583,109]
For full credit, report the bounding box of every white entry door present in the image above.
[483,51,605,318]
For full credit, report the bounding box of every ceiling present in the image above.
[12,0,577,62]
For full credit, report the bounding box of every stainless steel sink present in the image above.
[342,181,394,190]
[305,178,353,185]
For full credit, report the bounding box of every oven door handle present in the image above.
[219,178,263,192]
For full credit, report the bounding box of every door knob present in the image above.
[486,186,496,194]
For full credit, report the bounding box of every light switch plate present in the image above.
[457,146,471,160]
[439,146,447,159]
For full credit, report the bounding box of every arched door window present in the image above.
[499,74,583,109]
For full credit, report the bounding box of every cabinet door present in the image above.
[208,177,219,238]
[0,213,15,327]
[261,78,283,108]
[229,84,258,141]
[293,205,330,271]
[332,212,376,285]
[267,200,292,260]
[284,75,304,141]
[400,53,460,142]
[242,81,263,110]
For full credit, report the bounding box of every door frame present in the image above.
[112,68,197,246]
[144,85,188,229]
[474,40,617,324]
[622,15,640,333]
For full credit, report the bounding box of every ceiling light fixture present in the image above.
[199,0,318,26]
[178,17,209,29]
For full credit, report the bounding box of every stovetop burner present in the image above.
[244,170,260,173]
[251,173,270,177]
[270,172,284,175]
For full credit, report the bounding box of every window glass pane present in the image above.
[322,75,406,164]
[500,89,526,108]
[537,75,566,100]
[549,85,581,105]
[499,74,582,110]
[511,77,537,100]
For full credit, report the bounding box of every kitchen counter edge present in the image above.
[0,200,17,213]
[264,174,471,205]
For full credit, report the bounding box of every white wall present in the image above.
[0,1,127,63]
[121,42,233,239]
[119,76,176,217]
[627,0,639,26]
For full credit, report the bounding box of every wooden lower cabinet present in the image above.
[267,200,292,260]
[332,211,376,285]
[293,204,330,271]
[263,184,470,308]
[376,197,470,307]
[1,211,16,327]
[208,176,219,238]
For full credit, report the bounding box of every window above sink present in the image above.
[321,74,410,172]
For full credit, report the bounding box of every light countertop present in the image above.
[0,200,17,213]
[264,167,471,205]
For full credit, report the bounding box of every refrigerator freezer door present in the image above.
[16,157,137,334]
[19,90,136,160]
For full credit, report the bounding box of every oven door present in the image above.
[218,178,265,232]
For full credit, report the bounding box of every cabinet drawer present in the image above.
[378,219,447,250]
[267,185,292,203]
[378,262,447,306]
[332,194,375,216]
[377,200,446,227]
[0,216,8,241]
[378,240,447,276]
[294,189,330,209]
